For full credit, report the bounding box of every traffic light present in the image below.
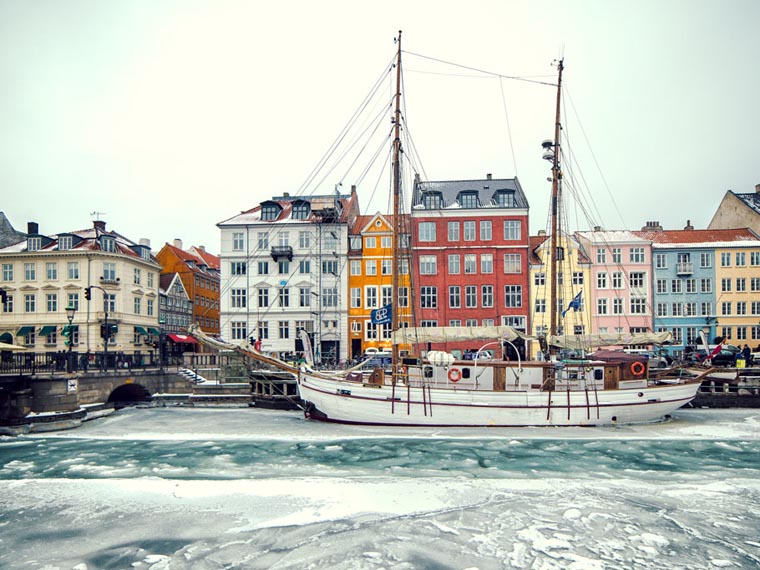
[109,324,118,336]
[61,324,72,337]
[100,324,108,339]
[84,287,91,300]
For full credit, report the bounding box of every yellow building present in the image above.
[347,213,411,360]
[528,231,592,357]
[714,234,760,348]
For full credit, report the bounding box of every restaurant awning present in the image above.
[17,326,35,336]
[168,333,197,344]
[39,325,57,336]
[134,326,148,335]
[148,327,161,336]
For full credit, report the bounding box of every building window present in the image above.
[231,262,246,275]
[24,263,36,281]
[230,288,246,308]
[736,252,746,266]
[572,271,584,285]
[2,263,12,281]
[418,222,436,242]
[611,248,621,263]
[398,287,409,308]
[596,248,607,264]
[258,261,269,275]
[278,288,290,307]
[449,286,461,309]
[480,254,493,274]
[629,248,645,263]
[322,287,338,308]
[58,235,73,250]
[381,285,392,306]
[448,222,460,241]
[279,321,290,339]
[365,286,378,309]
[351,288,361,308]
[147,299,154,316]
[503,253,521,274]
[293,202,310,220]
[103,262,116,281]
[534,273,546,286]
[721,301,731,316]
[655,253,667,269]
[448,254,460,275]
[422,192,442,209]
[464,254,477,274]
[597,272,607,289]
[419,256,437,275]
[298,287,311,308]
[350,260,361,276]
[465,285,477,308]
[258,288,269,308]
[482,285,494,308]
[458,192,479,208]
[630,272,645,288]
[480,220,492,241]
[261,204,279,221]
[100,236,116,252]
[25,293,36,312]
[45,293,57,312]
[504,285,522,308]
[721,252,731,267]
[535,299,546,313]
[420,286,437,309]
[230,322,247,340]
[597,298,608,315]
[494,190,516,207]
[613,298,623,314]
[46,262,58,280]
[134,297,142,314]
[463,221,476,241]
[737,278,747,292]
[721,278,731,292]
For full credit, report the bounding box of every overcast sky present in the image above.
[2,0,758,254]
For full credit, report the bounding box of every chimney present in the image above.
[593,225,602,231]
[27,222,39,235]
[283,192,289,197]
[537,229,546,236]
[486,173,492,180]
[173,238,183,250]
[93,220,106,232]
[755,183,760,194]
[684,219,694,231]
[139,238,151,247]
[642,221,662,231]
[197,245,205,252]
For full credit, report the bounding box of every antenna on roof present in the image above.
[90,211,107,221]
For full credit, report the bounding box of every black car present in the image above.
[687,346,740,367]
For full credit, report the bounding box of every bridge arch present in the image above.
[107,383,152,407]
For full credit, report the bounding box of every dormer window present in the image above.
[101,236,116,253]
[458,191,479,209]
[422,192,442,209]
[261,203,280,221]
[58,236,73,250]
[28,237,42,251]
[140,248,151,261]
[494,190,516,207]
[292,201,310,220]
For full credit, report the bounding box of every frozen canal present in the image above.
[2,407,760,569]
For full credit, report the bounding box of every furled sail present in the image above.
[392,325,534,344]
[548,331,673,350]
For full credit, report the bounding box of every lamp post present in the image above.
[65,304,77,373]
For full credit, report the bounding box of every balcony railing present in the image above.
[270,245,293,261]
[676,262,694,275]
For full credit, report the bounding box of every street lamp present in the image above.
[65,304,77,373]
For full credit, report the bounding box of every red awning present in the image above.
[167,333,198,344]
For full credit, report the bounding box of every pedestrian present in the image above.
[742,344,752,365]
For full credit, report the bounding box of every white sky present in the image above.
[2,0,758,254]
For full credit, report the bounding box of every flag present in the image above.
[561,291,582,317]
[371,304,392,325]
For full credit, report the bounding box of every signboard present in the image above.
[66,379,78,394]
[370,304,392,325]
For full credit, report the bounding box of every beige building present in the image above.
[0,220,161,365]
[708,183,760,235]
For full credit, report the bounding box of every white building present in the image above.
[217,189,360,365]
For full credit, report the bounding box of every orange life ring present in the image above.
[448,367,462,383]
[630,361,645,377]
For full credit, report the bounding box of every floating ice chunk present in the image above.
[563,508,582,520]
[710,560,735,568]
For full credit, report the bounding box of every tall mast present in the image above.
[391,31,402,375]
[548,59,564,344]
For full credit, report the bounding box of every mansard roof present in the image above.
[411,175,529,210]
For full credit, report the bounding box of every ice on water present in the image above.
[2,408,760,569]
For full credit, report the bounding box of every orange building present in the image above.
[156,240,220,347]
[347,213,411,359]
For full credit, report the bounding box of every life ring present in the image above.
[630,361,645,377]
[448,367,462,383]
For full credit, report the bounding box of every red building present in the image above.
[411,173,531,357]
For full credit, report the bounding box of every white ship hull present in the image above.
[297,370,701,427]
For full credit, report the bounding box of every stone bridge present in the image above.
[0,367,252,433]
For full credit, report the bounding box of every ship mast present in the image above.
[548,59,564,348]
[391,31,403,377]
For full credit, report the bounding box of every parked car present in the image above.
[623,348,670,368]
[686,345,740,367]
